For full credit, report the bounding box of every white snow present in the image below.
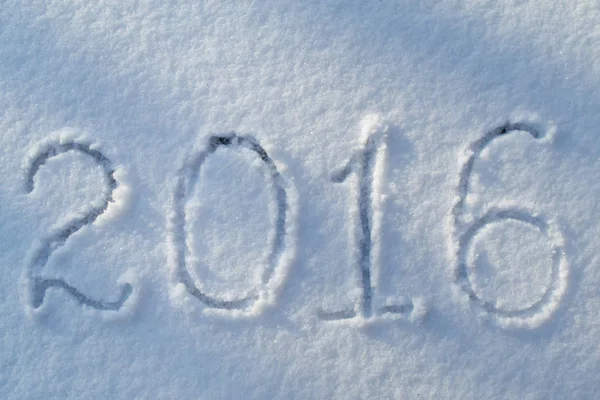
[1,0,600,398]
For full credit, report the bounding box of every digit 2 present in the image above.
[24,140,133,311]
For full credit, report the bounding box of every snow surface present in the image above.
[1,0,600,398]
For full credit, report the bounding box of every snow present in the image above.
[1,0,600,398]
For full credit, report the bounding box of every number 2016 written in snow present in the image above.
[19,117,569,329]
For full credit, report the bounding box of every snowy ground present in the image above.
[1,1,600,398]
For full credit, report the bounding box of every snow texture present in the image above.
[1,0,600,399]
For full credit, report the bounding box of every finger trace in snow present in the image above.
[169,133,297,316]
[319,115,418,322]
[22,137,134,313]
[451,122,569,329]
[3,1,600,397]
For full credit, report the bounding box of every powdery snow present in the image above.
[1,1,600,398]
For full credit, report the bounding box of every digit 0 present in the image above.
[170,133,295,314]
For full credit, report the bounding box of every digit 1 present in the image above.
[319,116,414,321]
